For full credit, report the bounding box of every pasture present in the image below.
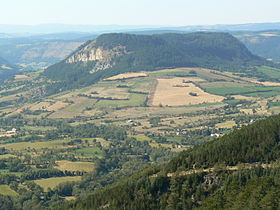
[257,66,280,79]
[200,81,280,97]
[0,185,18,196]
[215,120,237,129]
[33,176,82,191]
[73,146,103,158]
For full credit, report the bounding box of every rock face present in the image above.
[66,41,128,73]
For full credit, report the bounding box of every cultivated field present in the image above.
[150,78,224,106]
[54,160,95,172]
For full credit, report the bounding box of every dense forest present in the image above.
[59,114,280,210]
[43,32,268,92]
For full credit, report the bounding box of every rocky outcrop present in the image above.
[66,41,128,73]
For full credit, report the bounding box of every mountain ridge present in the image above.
[43,32,266,91]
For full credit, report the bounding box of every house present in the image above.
[6,128,17,134]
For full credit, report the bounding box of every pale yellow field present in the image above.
[270,106,280,114]
[29,101,52,111]
[46,101,70,111]
[33,176,82,191]
[14,75,31,81]
[240,109,254,115]
[151,78,224,106]
[252,81,280,86]
[104,72,147,80]
[64,196,77,201]
[54,160,95,172]
[0,139,70,151]
[215,120,237,129]
[260,33,279,37]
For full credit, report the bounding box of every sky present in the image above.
[1,0,280,26]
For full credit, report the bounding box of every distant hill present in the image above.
[236,31,280,62]
[44,32,266,91]
[0,57,18,81]
[2,22,280,34]
[62,114,280,210]
[0,33,98,71]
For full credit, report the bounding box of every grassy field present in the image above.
[0,154,16,159]
[129,78,154,93]
[269,106,280,114]
[0,185,18,196]
[54,160,95,172]
[73,147,103,158]
[215,120,237,129]
[22,126,56,131]
[148,69,197,77]
[128,134,152,141]
[0,169,22,177]
[94,93,147,109]
[257,66,280,79]
[33,176,82,192]
[200,81,280,97]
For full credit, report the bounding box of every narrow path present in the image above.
[151,163,272,178]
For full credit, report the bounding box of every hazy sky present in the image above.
[2,0,280,25]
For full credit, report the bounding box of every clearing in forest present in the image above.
[150,77,224,106]
[33,176,82,191]
[215,120,237,129]
[0,185,18,196]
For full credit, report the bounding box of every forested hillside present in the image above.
[43,32,267,91]
[237,31,280,62]
[61,114,280,210]
[0,57,18,81]
[0,33,90,71]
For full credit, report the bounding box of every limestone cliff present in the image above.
[65,41,128,73]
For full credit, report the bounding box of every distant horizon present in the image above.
[1,21,280,27]
[1,21,280,35]
[2,0,280,26]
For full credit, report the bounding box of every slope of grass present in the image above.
[33,176,82,192]
[0,185,18,196]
